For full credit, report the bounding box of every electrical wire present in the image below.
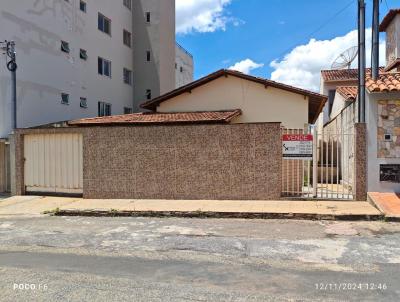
[274,0,357,61]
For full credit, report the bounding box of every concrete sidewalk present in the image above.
[0,196,383,220]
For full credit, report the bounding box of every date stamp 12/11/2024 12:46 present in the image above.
[315,283,388,291]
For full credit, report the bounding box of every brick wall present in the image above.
[83,123,282,200]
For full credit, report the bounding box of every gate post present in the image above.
[354,123,367,201]
[312,128,318,198]
[9,131,25,196]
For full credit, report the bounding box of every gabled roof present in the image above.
[140,69,327,124]
[336,86,358,101]
[68,110,242,126]
[379,9,400,32]
[366,72,400,93]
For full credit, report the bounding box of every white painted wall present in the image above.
[0,0,180,137]
[366,92,400,193]
[133,0,175,111]
[0,0,137,138]
[157,75,309,129]
[175,43,194,88]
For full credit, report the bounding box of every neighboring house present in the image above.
[175,43,194,88]
[315,8,400,194]
[140,69,327,129]
[0,0,193,139]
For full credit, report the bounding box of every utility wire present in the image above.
[274,0,357,61]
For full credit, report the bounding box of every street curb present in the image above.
[53,210,385,221]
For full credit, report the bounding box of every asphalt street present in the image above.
[0,216,399,301]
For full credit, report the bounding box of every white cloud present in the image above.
[270,28,386,92]
[229,59,264,74]
[176,0,238,34]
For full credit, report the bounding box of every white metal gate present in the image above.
[282,127,354,200]
[24,133,83,195]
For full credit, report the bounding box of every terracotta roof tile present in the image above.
[321,67,385,82]
[68,110,242,126]
[366,72,400,93]
[336,86,358,101]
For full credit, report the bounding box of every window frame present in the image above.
[98,57,112,78]
[80,48,88,61]
[61,93,70,105]
[98,13,111,36]
[61,40,70,53]
[123,68,132,85]
[123,29,132,48]
[79,0,87,13]
[80,97,88,108]
[98,101,112,117]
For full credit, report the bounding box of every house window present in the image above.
[61,41,70,53]
[98,57,111,77]
[123,68,132,85]
[123,30,132,48]
[146,12,151,23]
[80,97,88,108]
[146,89,152,100]
[98,13,111,35]
[124,107,133,114]
[80,1,87,12]
[98,102,112,116]
[61,93,69,105]
[80,49,88,60]
[146,51,151,62]
[123,0,132,10]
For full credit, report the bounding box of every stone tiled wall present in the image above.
[377,100,400,158]
[83,123,282,200]
[354,123,367,201]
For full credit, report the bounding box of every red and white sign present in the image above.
[282,134,313,160]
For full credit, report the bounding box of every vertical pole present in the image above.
[358,0,366,123]
[11,67,17,130]
[312,127,318,198]
[371,0,380,80]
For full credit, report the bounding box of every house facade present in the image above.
[8,70,327,199]
[316,9,400,194]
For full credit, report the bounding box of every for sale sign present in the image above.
[282,134,313,160]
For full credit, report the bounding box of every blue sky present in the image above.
[176,0,398,91]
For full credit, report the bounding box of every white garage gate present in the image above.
[24,133,83,195]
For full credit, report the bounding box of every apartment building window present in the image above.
[146,51,151,62]
[80,49,88,61]
[123,30,132,48]
[123,68,132,85]
[61,93,69,105]
[98,102,112,116]
[61,41,70,53]
[146,89,152,100]
[80,1,87,12]
[180,66,183,73]
[146,12,151,23]
[124,107,133,114]
[98,57,111,77]
[98,13,111,35]
[123,0,132,10]
[80,97,88,108]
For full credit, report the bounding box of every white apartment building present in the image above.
[0,0,194,138]
[176,43,194,88]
